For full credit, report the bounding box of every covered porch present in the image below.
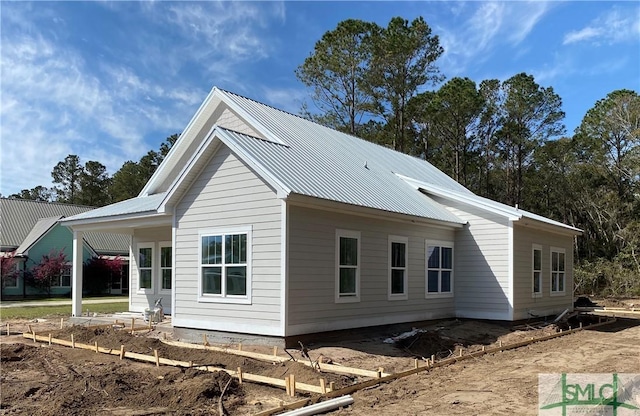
[63,201,173,318]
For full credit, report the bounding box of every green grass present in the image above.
[0,302,129,320]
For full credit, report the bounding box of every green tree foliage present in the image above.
[51,154,83,204]
[296,19,377,135]
[79,161,112,206]
[9,186,52,201]
[367,16,444,153]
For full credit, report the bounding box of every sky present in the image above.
[1,1,639,197]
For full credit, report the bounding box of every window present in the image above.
[4,262,19,288]
[335,229,360,303]
[532,245,542,297]
[199,227,251,302]
[426,241,454,297]
[159,243,172,291]
[52,264,71,287]
[551,247,566,295]
[138,244,153,291]
[388,236,408,300]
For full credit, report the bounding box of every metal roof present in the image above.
[0,198,129,254]
[62,193,167,222]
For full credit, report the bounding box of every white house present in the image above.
[62,87,581,343]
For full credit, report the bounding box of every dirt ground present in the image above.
[1,301,639,415]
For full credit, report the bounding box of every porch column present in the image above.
[71,230,84,317]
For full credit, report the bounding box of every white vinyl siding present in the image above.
[174,144,281,335]
[550,247,566,296]
[532,244,542,298]
[432,197,511,320]
[287,204,456,336]
[388,235,408,301]
[512,224,573,319]
[335,229,360,303]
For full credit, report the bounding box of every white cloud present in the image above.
[261,87,307,114]
[563,7,640,45]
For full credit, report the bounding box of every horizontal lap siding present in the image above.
[434,198,511,319]
[513,225,573,319]
[287,205,456,335]
[174,145,282,334]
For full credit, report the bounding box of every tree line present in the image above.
[297,17,639,296]
[9,134,178,205]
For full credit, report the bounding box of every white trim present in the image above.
[335,229,361,303]
[425,239,454,298]
[550,246,566,297]
[280,200,288,336]
[137,242,154,294]
[171,214,177,320]
[158,241,172,294]
[172,317,283,337]
[388,235,408,301]
[532,244,543,298]
[197,226,252,305]
[128,235,133,313]
[507,221,514,320]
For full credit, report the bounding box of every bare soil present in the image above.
[1,313,639,415]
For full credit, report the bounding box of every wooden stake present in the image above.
[329,381,335,392]
[60,318,64,329]
[320,378,327,394]
[273,346,278,356]
[579,322,583,329]
[414,359,419,369]
[498,340,502,349]
[237,367,243,384]
[482,345,486,352]
[32,330,36,342]
[202,334,208,346]
[6,322,9,336]
[154,349,160,367]
[48,334,52,345]
[120,345,125,360]
[459,348,463,357]
[95,341,99,353]
[71,334,75,349]
[377,367,384,378]
[238,343,243,351]
[189,361,193,368]
[290,374,296,397]
[431,354,435,365]
[131,318,135,334]
[163,332,167,341]
[285,375,290,395]
[28,324,33,334]
[318,355,324,364]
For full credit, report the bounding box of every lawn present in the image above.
[0,302,129,320]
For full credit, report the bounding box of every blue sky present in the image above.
[1,1,638,197]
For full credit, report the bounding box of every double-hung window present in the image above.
[426,241,454,297]
[138,244,153,291]
[200,227,251,303]
[388,236,408,300]
[159,242,172,292]
[550,247,565,295]
[52,264,71,287]
[532,244,542,297]
[336,229,360,303]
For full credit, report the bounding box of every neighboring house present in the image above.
[0,198,129,297]
[62,87,581,342]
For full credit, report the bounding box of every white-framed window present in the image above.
[138,243,153,292]
[532,244,542,298]
[550,247,566,296]
[388,235,408,300]
[335,229,360,303]
[425,240,454,297]
[159,242,172,292]
[51,263,71,287]
[198,226,251,304]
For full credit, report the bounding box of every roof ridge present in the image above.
[0,197,96,209]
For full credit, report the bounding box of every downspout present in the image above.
[507,220,514,321]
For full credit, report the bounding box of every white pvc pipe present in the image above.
[281,395,354,416]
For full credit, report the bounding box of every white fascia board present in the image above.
[140,87,220,197]
[61,212,171,231]
[215,128,291,199]
[217,90,288,146]
[396,173,521,221]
